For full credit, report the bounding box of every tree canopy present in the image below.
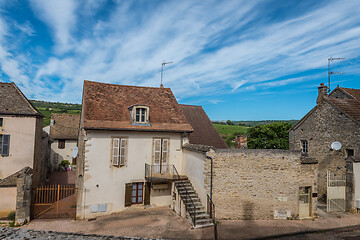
[247,122,292,149]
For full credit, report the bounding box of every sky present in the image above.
[0,0,360,121]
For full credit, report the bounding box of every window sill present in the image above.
[131,122,151,126]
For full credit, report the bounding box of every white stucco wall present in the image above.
[80,130,184,218]
[182,149,207,206]
[50,140,77,170]
[0,116,36,179]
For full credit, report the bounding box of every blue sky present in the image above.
[1,0,360,121]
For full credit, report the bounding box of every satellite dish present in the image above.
[331,142,342,151]
[72,146,79,158]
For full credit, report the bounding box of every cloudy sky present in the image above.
[1,0,360,120]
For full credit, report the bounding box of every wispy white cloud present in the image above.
[29,0,78,53]
[1,0,360,105]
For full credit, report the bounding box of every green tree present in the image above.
[247,122,292,149]
[226,120,234,125]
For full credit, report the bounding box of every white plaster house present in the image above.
[76,81,226,227]
[0,82,47,217]
[49,113,80,171]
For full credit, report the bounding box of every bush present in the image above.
[60,160,70,167]
[7,211,15,221]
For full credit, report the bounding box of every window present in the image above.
[0,135,10,157]
[136,108,146,123]
[153,138,169,174]
[0,118,3,127]
[112,137,127,167]
[301,140,308,153]
[346,149,354,158]
[132,182,143,204]
[58,140,65,149]
[129,105,149,124]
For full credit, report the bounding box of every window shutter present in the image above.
[2,135,10,157]
[119,138,127,166]
[112,138,120,166]
[144,182,151,205]
[154,139,161,165]
[125,183,132,207]
[161,139,168,164]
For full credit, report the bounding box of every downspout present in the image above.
[205,153,213,200]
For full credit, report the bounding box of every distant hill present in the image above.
[30,100,81,127]
[213,120,298,127]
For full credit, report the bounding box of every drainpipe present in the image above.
[205,153,213,200]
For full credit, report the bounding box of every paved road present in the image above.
[271,226,360,240]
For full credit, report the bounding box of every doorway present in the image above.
[298,186,311,218]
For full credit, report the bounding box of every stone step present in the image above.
[195,213,211,219]
[179,192,198,198]
[195,218,214,225]
[177,186,194,191]
[194,222,214,229]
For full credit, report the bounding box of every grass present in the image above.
[213,124,248,136]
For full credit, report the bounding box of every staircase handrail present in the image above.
[173,165,196,227]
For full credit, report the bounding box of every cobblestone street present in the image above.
[0,227,158,240]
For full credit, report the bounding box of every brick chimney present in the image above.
[316,83,328,104]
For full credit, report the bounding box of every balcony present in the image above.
[145,164,186,183]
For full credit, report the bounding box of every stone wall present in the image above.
[289,100,360,205]
[206,149,318,220]
[15,171,32,225]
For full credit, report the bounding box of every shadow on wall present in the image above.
[242,200,254,220]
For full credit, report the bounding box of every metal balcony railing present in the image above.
[145,164,177,182]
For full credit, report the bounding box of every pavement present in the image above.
[19,206,360,240]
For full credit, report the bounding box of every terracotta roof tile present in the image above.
[179,104,228,149]
[82,80,193,132]
[50,114,80,139]
[326,98,360,124]
[0,82,41,116]
[339,87,360,100]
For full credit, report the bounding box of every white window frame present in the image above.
[111,137,128,167]
[301,140,308,153]
[130,105,149,124]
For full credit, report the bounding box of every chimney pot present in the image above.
[160,84,164,88]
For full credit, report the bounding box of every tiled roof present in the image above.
[0,82,41,116]
[0,167,32,187]
[339,87,360,100]
[50,114,80,139]
[326,98,360,124]
[183,143,213,153]
[179,104,228,149]
[82,80,193,132]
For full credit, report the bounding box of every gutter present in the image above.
[205,152,213,200]
[84,127,193,134]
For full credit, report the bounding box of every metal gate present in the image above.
[31,185,76,219]
[327,170,346,212]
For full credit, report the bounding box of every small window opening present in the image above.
[0,118,3,127]
[301,140,308,153]
[346,149,354,158]
[58,139,65,149]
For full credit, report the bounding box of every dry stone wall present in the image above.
[207,149,317,220]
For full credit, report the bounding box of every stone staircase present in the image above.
[174,179,214,228]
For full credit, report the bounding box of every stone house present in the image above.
[0,82,47,220]
[76,80,226,227]
[49,113,80,171]
[289,83,360,211]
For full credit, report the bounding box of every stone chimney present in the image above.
[160,84,164,88]
[316,83,328,104]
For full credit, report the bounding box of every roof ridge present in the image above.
[11,82,42,116]
[84,80,170,90]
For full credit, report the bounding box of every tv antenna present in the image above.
[328,57,345,92]
[160,61,173,87]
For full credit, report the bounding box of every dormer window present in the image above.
[136,108,146,123]
[129,105,150,125]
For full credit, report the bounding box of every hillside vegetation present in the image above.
[30,100,81,126]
